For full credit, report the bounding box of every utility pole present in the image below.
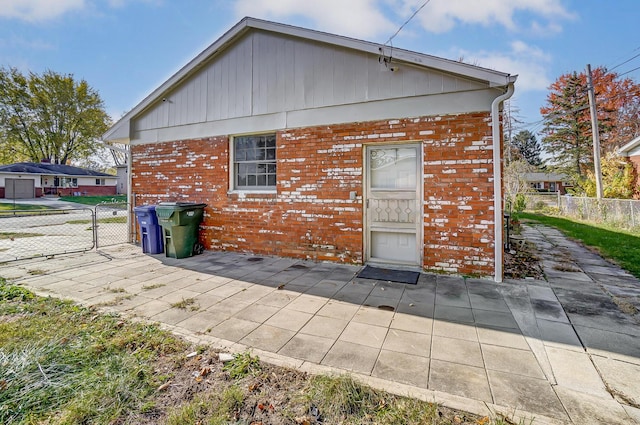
[586,64,603,199]
[505,100,512,163]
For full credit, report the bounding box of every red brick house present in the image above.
[523,172,571,194]
[104,18,516,281]
[619,135,640,198]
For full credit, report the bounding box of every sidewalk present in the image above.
[2,224,639,424]
[5,197,84,209]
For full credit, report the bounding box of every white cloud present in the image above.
[106,0,160,8]
[233,0,396,39]
[0,0,85,22]
[400,0,573,34]
[0,35,55,51]
[528,20,563,36]
[454,41,552,92]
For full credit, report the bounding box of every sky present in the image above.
[1,0,639,139]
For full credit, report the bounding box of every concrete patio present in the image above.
[2,224,639,424]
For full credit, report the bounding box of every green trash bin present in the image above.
[155,202,207,259]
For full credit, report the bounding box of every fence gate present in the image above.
[0,208,95,262]
[94,202,130,248]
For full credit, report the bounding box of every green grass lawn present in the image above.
[59,195,127,205]
[0,203,52,211]
[66,216,127,225]
[0,232,44,239]
[520,212,640,278]
[0,203,64,217]
[0,278,184,424]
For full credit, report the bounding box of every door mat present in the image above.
[357,265,419,285]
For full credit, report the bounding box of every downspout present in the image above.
[127,145,133,243]
[491,83,515,283]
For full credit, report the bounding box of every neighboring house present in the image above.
[619,135,640,198]
[523,172,571,194]
[103,17,516,281]
[0,162,117,199]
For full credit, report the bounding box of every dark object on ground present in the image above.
[357,265,419,284]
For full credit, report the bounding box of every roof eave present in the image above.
[619,135,640,156]
[103,18,253,142]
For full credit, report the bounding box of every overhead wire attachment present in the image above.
[378,0,431,72]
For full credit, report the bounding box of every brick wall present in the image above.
[55,186,117,197]
[131,112,497,276]
[0,187,43,198]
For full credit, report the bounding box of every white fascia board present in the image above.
[132,112,288,145]
[129,89,497,145]
[618,135,640,157]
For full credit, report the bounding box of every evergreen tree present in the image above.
[540,72,592,178]
[511,130,542,167]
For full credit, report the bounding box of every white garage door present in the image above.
[5,178,35,199]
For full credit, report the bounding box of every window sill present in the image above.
[228,190,277,200]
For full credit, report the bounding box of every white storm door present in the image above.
[365,144,421,267]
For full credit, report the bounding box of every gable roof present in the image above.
[523,172,570,182]
[619,135,640,157]
[0,162,115,177]
[104,16,516,143]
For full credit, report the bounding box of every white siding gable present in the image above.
[132,30,488,138]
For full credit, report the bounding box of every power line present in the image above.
[383,0,431,46]
[618,64,640,78]
[609,52,640,72]
[607,45,640,71]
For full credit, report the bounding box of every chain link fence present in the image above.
[522,192,640,231]
[94,202,130,248]
[0,203,132,262]
[559,196,640,230]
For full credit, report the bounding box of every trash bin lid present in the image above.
[134,205,157,213]
[158,202,207,208]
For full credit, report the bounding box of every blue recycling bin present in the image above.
[134,205,164,254]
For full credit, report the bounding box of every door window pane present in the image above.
[370,148,417,190]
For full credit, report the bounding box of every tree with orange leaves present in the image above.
[540,67,640,181]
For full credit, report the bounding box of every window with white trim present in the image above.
[232,134,276,191]
[96,178,106,185]
[60,177,78,188]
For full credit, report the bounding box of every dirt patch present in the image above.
[123,348,496,425]
[552,264,581,273]
[126,350,308,424]
[0,313,26,323]
[504,240,544,280]
[612,296,639,316]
